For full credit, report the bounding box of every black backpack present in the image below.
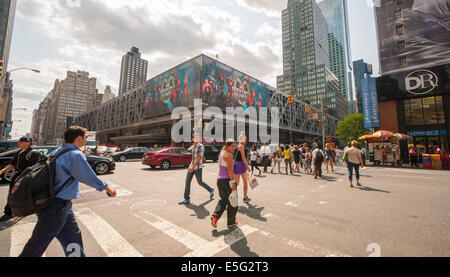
[316,150,324,163]
[8,148,75,217]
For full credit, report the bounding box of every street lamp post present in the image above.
[1,67,40,84]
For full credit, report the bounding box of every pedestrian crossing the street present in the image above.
[4,205,262,257]
[1,174,353,257]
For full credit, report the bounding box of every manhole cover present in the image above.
[130,200,167,212]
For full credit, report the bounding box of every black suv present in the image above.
[203,145,221,163]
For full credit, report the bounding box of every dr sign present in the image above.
[405,70,438,95]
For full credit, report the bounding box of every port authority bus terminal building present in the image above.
[75,55,339,148]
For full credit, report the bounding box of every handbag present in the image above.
[248,172,259,190]
[343,152,348,162]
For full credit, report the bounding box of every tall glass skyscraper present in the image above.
[277,0,348,119]
[0,0,17,140]
[318,0,354,111]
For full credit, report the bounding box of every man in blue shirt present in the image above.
[19,126,117,257]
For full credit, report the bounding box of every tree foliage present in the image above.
[336,113,370,142]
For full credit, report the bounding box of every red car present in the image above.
[142,147,192,170]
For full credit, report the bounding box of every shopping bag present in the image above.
[248,172,260,190]
[229,189,238,207]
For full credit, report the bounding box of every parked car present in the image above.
[203,145,220,162]
[112,147,150,162]
[142,147,192,170]
[33,146,116,175]
[97,146,108,155]
[0,148,19,183]
[104,146,120,157]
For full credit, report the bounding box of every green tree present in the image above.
[336,113,370,142]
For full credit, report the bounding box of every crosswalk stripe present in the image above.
[184,225,259,257]
[75,208,143,257]
[10,222,35,257]
[10,222,46,257]
[133,211,209,251]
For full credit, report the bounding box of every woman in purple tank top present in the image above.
[234,132,251,203]
[211,139,239,229]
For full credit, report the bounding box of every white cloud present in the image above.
[10,0,284,138]
[232,0,288,17]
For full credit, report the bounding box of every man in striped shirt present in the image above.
[179,134,214,205]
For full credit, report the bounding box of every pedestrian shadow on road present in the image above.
[320,175,338,182]
[212,227,259,257]
[184,199,213,219]
[141,167,187,172]
[357,185,390,194]
[0,220,17,231]
[238,203,268,222]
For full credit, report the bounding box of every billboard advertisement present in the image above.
[201,56,270,111]
[362,77,380,129]
[376,0,450,75]
[143,57,201,118]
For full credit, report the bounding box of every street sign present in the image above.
[308,113,319,120]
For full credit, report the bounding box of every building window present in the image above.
[398,40,405,51]
[394,9,402,20]
[400,56,407,67]
[396,25,404,35]
[404,96,445,126]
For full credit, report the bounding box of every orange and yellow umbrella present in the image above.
[394,133,411,140]
[371,130,394,140]
[359,134,374,141]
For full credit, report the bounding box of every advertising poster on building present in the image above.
[143,57,201,118]
[362,77,380,129]
[201,56,270,111]
[377,0,450,74]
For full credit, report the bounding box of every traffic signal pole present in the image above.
[321,98,325,150]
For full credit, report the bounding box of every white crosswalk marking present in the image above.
[184,225,259,257]
[10,222,35,257]
[75,208,143,257]
[133,211,209,251]
[9,222,47,257]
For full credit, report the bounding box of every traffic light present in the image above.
[318,120,321,128]
[0,60,4,78]
[288,94,294,104]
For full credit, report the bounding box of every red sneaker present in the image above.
[211,215,218,228]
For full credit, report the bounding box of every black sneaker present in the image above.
[227,220,238,229]
[0,214,12,222]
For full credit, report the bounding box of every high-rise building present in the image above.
[118,47,148,96]
[375,0,450,156]
[32,71,97,144]
[0,0,16,140]
[0,0,16,76]
[277,0,348,119]
[101,85,115,104]
[353,59,372,114]
[318,0,353,101]
[375,0,450,76]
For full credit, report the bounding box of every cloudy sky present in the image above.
[8,0,379,139]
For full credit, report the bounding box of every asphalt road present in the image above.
[1,161,449,257]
